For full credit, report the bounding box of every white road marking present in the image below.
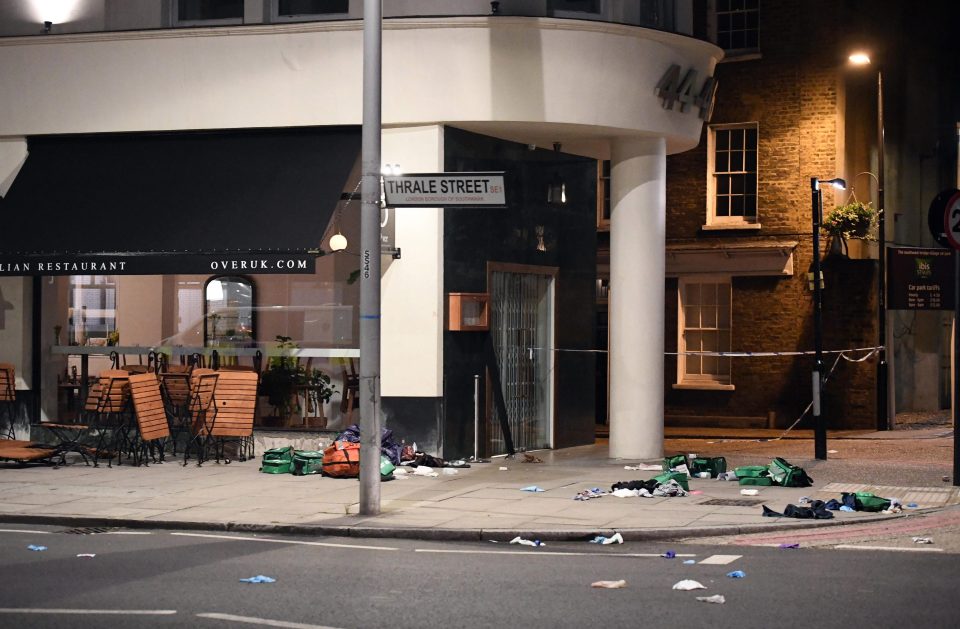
[833,545,944,553]
[197,612,344,628]
[414,549,695,558]
[0,529,51,535]
[0,608,176,615]
[170,532,398,551]
[105,531,153,535]
[698,554,742,565]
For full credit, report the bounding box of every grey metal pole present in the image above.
[359,0,382,516]
[876,69,889,431]
[811,178,827,460]
[473,374,480,461]
[954,252,959,487]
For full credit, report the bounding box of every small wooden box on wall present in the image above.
[447,293,490,331]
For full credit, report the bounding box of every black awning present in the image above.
[0,127,359,275]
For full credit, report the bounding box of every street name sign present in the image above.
[382,172,506,208]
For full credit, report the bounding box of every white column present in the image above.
[609,136,666,460]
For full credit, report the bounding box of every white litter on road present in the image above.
[696,595,726,604]
[591,580,627,589]
[672,580,707,591]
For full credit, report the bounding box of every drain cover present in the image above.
[60,526,116,535]
[699,498,764,507]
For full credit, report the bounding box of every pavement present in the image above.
[1,426,957,542]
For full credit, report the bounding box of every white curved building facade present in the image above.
[0,1,721,459]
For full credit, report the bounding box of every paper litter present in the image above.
[589,532,624,545]
[499,466,509,471]
[672,580,706,591]
[239,575,276,583]
[76,554,96,558]
[912,537,934,544]
[740,489,759,496]
[413,466,439,477]
[509,536,545,547]
[696,595,726,604]
[623,463,662,471]
[683,560,696,565]
[591,580,627,589]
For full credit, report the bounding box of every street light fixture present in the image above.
[811,176,847,461]
[849,50,888,431]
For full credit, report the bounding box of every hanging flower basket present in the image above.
[823,201,877,241]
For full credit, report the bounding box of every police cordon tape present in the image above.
[525,345,882,358]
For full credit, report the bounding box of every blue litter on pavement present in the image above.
[779,543,800,549]
[726,570,746,578]
[906,503,919,509]
[239,575,276,583]
[839,505,855,512]
[27,545,47,552]
[683,560,696,565]
[520,486,545,492]
[661,550,676,559]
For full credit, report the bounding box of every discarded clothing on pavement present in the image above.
[574,488,607,501]
[334,424,404,466]
[761,500,833,519]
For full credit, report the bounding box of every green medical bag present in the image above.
[292,450,325,476]
[652,471,690,491]
[260,446,294,474]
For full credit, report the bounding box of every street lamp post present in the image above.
[849,52,888,431]
[811,176,846,461]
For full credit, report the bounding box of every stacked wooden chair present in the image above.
[210,370,258,463]
[0,363,16,440]
[128,373,170,465]
[182,368,219,466]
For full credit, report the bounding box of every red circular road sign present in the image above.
[944,191,960,250]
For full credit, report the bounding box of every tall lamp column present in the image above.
[875,69,888,431]
[810,176,846,461]
[849,52,889,430]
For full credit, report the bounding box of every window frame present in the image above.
[706,122,760,229]
[172,0,245,27]
[708,0,760,56]
[675,275,734,390]
[269,0,352,23]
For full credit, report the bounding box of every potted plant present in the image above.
[823,200,878,259]
[259,335,336,427]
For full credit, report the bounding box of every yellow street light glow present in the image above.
[848,52,871,66]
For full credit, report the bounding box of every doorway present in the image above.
[487,265,556,455]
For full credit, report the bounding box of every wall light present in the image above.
[547,142,566,205]
[329,232,348,252]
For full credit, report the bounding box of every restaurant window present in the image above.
[176,0,244,24]
[68,276,117,346]
[711,0,759,53]
[707,123,758,227]
[274,0,349,18]
[677,277,732,388]
[204,276,255,348]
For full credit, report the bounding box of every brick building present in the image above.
[598,0,960,432]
